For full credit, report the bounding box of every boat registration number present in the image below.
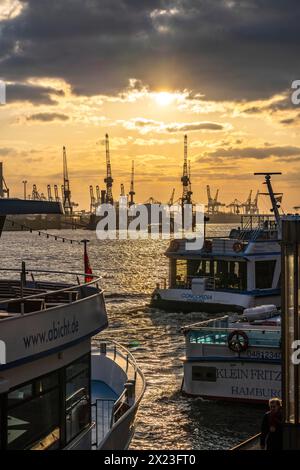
[244,349,281,360]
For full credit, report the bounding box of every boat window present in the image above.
[7,372,60,450]
[195,259,211,277]
[255,260,276,289]
[192,366,216,382]
[175,260,188,287]
[214,260,247,290]
[65,354,91,444]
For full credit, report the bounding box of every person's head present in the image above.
[269,397,282,412]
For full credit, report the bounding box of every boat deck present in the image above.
[0,275,101,318]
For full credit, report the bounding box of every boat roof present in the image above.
[0,199,63,215]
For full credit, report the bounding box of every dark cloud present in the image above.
[6,83,64,104]
[165,122,225,132]
[26,112,69,122]
[121,118,227,133]
[206,145,300,160]
[0,148,14,156]
[243,92,297,115]
[280,114,300,125]
[0,0,300,101]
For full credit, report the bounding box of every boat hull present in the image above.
[151,288,281,313]
[182,358,281,403]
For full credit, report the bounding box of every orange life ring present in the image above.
[233,241,243,253]
[228,330,249,353]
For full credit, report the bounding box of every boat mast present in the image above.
[254,172,282,234]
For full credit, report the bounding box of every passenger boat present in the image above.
[151,173,282,313]
[0,198,145,450]
[181,305,281,403]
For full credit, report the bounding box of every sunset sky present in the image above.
[1,0,300,211]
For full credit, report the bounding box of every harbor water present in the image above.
[2,225,264,449]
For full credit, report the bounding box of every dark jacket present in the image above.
[260,410,283,450]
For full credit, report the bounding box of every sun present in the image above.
[154,91,175,106]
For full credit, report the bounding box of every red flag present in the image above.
[83,242,93,283]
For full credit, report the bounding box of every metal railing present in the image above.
[0,266,103,314]
[91,339,146,449]
[92,399,115,445]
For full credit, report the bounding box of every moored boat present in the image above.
[181,305,281,403]
[0,198,145,450]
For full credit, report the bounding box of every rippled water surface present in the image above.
[2,226,264,449]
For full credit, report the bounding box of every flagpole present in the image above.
[81,238,91,282]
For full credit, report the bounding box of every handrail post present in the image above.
[20,261,26,315]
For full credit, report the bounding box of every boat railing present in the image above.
[237,214,278,241]
[187,326,281,349]
[91,339,146,449]
[0,266,103,315]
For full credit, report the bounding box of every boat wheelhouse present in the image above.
[0,199,145,450]
[151,214,281,312]
[181,307,281,403]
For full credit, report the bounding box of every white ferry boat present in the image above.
[0,199,145,450]
[151,173,282,313]
[181,305,281,403]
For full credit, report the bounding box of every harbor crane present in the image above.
[47,184,53,202]
[62,146,73,215]
[181,135,192,204]
[168,188,176,206]
[227,198,242,214]
[242,190,253,214]
[31,184,40,201]
[187,161,193,203]
[104,134,114,204]
[54,184,60,202]
[206,185,225,214]
[0,163,9,198]
[251,190,260,214]
[89,185,96,213]
[144,196,161,205]
[96,185,101,205]
[129,160,135,206]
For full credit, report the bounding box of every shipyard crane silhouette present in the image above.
[168,188,176,206]
[90,185,96,213]
[120,183,125,197]
[251,190,260,214]
[104,134,114,204]
[227,198,242,214]
[32,184,40,201]
[129,160,135,206]
[187,160,193,203]
[96,185,101,205]
[0,163,9,198]
[181,135,192,204]
[242,190,253,214]
[206,185,225,214]
[47,184,53,202]
[62,146,73,215]
[54,184,60,202]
